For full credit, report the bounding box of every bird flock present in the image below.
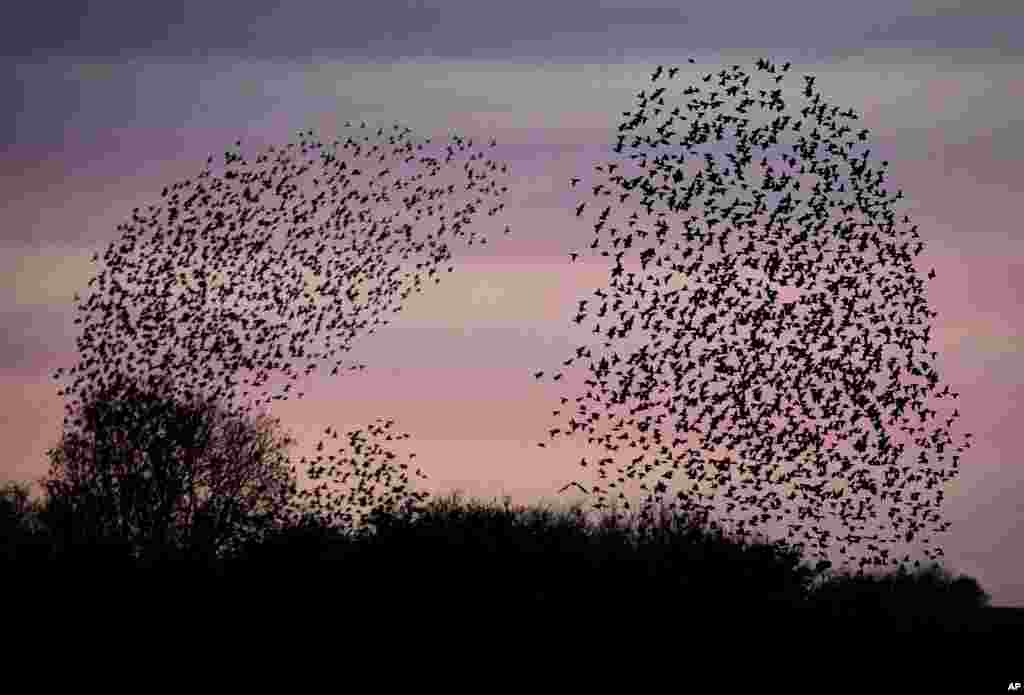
[539,57,971,577]
[52,120,514,536]
[49,57,972,577]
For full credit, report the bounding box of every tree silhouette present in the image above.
[0,479,41,531]
[1,479,50,563]
[36,368,301,566]
[542,57,972,580]
[49,121,515,542]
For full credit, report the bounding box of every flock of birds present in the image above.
[539,56,971,575]
[52,120,513,539]
[50,56,971,575]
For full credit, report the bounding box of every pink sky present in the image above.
[2,5,1022,605]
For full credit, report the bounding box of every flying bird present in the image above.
[534,54,969,581]
[53,117,518,550]
[557,481,589,495]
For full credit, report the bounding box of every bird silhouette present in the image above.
[540,56,971,580]
[53,119,517,542]
[558,481,589,495]
[54,60,970,584]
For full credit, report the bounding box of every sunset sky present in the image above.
[2,1,1021,606]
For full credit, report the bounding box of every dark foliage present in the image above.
[3,486,999,633]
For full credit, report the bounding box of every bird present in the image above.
[61,58,967,586]
[54,116,518,547]
[540,54,969,581]
[558,481,589,495]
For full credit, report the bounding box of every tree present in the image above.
[542,57,972,580]
[37,367,302,567]
[1,479,50,563]
[50,122,515,543]
[0,479,42,532]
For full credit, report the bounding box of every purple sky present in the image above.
[2,1,1022,606]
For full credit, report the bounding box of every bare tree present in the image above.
[49,121,515,544]
[37,368,301,566]
[543,57,972,580]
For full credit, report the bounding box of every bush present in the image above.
[5,482,996,633]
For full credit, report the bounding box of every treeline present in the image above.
[2,479,996,633]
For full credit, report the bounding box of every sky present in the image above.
[2,1,1022,606]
